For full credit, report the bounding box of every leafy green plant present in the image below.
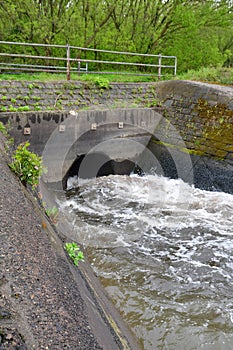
[9,141,43,188]
[18,106,30,112]
[45,206,58,223]
[64,242,84,266]
[94,76,110,89]
[32,96,41,101]
[0,122,7,136]
[4,137,14,152]
[9,105,17,112]
[219,117,224,124]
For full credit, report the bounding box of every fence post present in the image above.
[66,44,70,81]
[174,56,177,76]
[158,54,162,79]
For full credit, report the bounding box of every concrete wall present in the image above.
[1,79,233,165]
[0,108,160,186]
[152,80,233,193]
[155,80,233,164]
[1,80,233,192]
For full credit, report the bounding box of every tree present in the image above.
[0,0,232,73]
[156,0,233,71]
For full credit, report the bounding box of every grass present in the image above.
[177,66,233,85]
[0,66,232,84]
[0,71,161,83]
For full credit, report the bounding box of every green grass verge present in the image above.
[176,66,233,85]
[0,71,163,83]
[0,66,232,84]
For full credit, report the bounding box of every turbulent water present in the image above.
[58,174,233,350]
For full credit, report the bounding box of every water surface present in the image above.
[59,174,233,349]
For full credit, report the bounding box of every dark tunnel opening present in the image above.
[64,152,143,189]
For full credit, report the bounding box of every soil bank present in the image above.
[0,133,140,350]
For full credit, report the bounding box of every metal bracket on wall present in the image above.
[59,124,66,132]
[24,127,31,135]
[141,121,146,128]
[91,123,97,130]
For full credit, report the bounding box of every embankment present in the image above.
[0,133,140,350]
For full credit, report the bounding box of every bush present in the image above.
[94,76,110,89]
[9,141,43,188]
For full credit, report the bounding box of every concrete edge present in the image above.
[20,180,142,350]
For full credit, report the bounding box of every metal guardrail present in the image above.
[0,41,177,81]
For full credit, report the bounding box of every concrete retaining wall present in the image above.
[1,79,233,192]
[1,80,233,166]
[155,80,233,164]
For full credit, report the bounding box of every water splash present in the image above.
[58,174,233,350]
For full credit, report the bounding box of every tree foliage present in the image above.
[0,0,232,72]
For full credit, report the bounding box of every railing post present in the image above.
[78,60,81,75]
[66,44,70,81]
[158,54,162,79]
[174,56,177,76]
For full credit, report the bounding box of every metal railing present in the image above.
[0,41,177,81]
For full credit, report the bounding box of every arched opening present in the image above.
[64,152,141,189]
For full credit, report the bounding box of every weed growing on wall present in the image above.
[45,206,59,223]
[94,76,110,89]
[64,242,84,266]
[0,121,14,152]
[9,141,43,188]
[0,122,8,136]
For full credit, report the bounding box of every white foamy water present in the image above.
[58,174,233,350]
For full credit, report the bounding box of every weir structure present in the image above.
[1,79,233,193]
[2,108,193,190]
[1,79,233,349]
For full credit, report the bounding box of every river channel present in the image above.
[57,173,233,350]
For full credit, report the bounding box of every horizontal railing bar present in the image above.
[0,67,72,73]
[0,53,66,61]
[0,66,166,76]
[0,62,66,69]
[77,58,175,68]
[87,71,166,76]
[0,41,67,49]
[75,58,173,68]
[69,46,176,59]
[0,62,87,70]
[0,53,175,68]
[0,40,176,59]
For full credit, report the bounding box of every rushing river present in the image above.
[58,173,233,350]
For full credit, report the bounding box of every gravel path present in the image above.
[0,133,139,350]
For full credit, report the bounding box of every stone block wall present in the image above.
[154,80,233,165]
[0,80,158,113]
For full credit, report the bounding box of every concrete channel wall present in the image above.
[0,79,233,192]
[0,79,233,164]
